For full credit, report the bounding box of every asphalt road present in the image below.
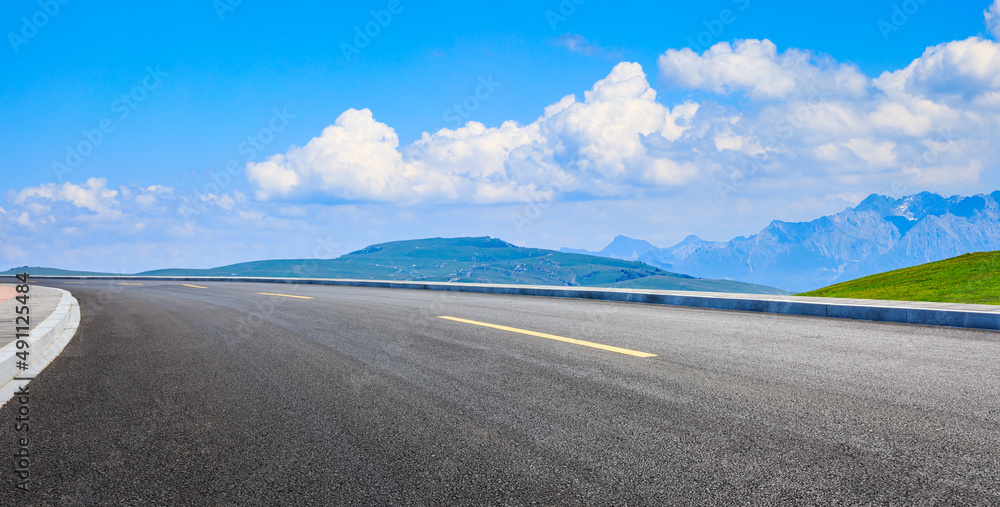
[1,279,998,505]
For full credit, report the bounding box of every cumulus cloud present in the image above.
[14,177,120,216]
[245,34,1000,209]
[247,109,413,202]
[15,212,33,228]
[235,30,1000,222]
[658,39,870,100]
[653,37,1000,196]
[13,20,1000,273]
[248,62,700,204]
[247,108,546,203]
[875,37,1000,106]
[987,1,1000,39]
[134,185,174,207]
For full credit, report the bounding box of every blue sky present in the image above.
[2,0,1000,272]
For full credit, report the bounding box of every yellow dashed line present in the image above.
[257,292,313,299]
[182,284,209,289]
[437,316,657,358]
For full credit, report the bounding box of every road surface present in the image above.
[1,279,998,505]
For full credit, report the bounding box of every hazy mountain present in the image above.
[637,191,1000,292]
[560,235,657,261]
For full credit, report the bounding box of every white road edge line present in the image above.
[0,291,81,408]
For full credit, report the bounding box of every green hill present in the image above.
[138,237,786,294]
[0,266,118,276]
[5,237,787,294]
[799,251,1000,305]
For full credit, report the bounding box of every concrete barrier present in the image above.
[11,275,1000,332]
[0,288,76,391]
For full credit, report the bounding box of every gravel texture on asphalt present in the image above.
[0,279,998,505]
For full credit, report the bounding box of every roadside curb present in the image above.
[12,275,1000,332]
[0,288,80,408]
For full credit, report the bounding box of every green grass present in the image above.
[799,251,1000,305]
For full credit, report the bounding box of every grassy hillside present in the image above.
[799,251,1000,305]
[8,237,787,294]
[144,237,676,285]
[140,237,786,294]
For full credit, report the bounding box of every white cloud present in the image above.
[247,108,419,202]
[658,39,870,100]
[875,38,1000,107]
[918,160,983,186]
[554,34,621,59]
[244,36,1000,211]
[11,27,1000,274]
[15,212,33,228]
[642,158,699,186]
[248,62,701,204]
[238,210,265,220]
[713,133,765,155]
[14,177,120,217]
[868,101,936,137]
[195,192,238,211]
[843,138,897,168]
[134,185,173,206]
[2,245,26,262]
[134,194,157,206]
[987,1,1000,39]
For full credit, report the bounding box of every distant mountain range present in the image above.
[567,190,1000,292]
[3,237,788,295]
[21,189,993,294]
[561,235,657,261]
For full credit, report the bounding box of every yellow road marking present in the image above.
[437,316,657,358]
[182,284,209,289]
[63,281,86,284]
[117,283,143,286]
[258,292,314,299]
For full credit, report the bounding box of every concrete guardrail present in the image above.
[10,275,1000,332]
